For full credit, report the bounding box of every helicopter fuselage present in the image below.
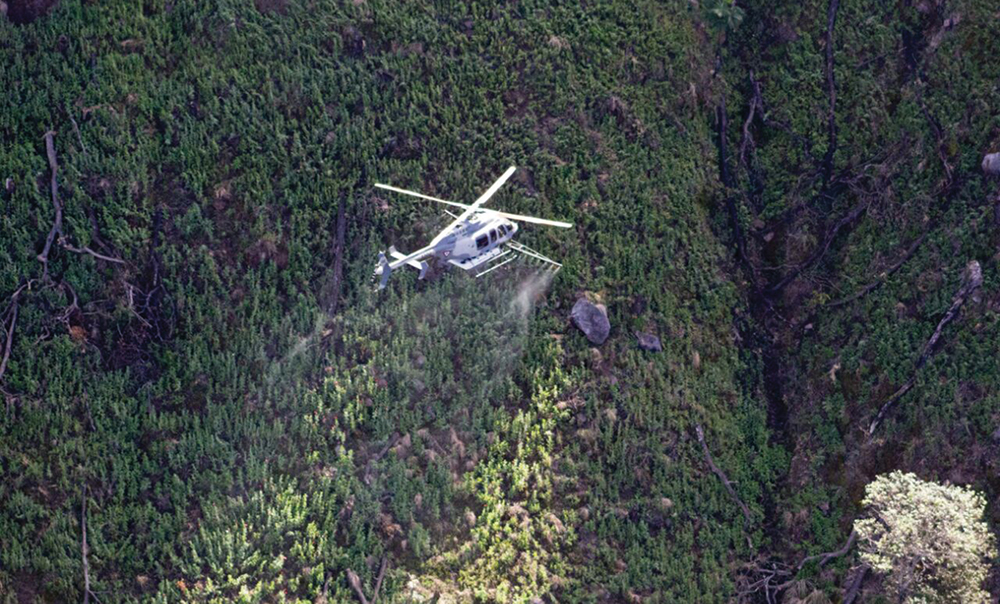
[374,213,520,287]
[433,213,519,265]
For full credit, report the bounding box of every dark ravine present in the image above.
[715,91,793,545]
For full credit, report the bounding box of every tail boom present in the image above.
[374,246,431,289]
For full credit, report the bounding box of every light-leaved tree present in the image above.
[854,471,996,603]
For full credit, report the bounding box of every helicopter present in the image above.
[373,166,572,290]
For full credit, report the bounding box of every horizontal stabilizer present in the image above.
[388,246,429,279]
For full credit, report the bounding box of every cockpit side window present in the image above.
[490,229,497,242]
[476,235,489,249]
[498,225,507,236]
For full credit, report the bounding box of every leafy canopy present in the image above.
[854,471,996,604]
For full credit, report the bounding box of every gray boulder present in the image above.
[636,332,662,352]
[571,298,610,345]
[983,152,1000,176]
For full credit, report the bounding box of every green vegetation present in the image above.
[1,0,998,602]
[856,471,996,603]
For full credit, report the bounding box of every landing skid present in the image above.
[448,246,511,271]
[475,255,518,278]
[505,241,562,269]
[447,241,563,280]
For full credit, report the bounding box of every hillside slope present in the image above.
[3,0,999,601]
[1,1,782,602]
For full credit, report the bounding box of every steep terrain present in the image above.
[1,0,998,602]
[1,1,777,602]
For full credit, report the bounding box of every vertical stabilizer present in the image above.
[376,251,391,289]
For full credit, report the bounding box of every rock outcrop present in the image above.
[636,332,662,352]
[983,152,1000,176]
[571,298,610,345]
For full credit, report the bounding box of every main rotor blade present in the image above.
[373,184,468,209]
[429,166,517,246]
[469,166,517,210]
[375,180,571,228]
[492,211,573,228]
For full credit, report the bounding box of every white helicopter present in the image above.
[373,166,572,290]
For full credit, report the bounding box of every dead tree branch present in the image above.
[821,0,841,186]
[327,195,347,316]
[868,260,983,435]
[738,70,762,167]
[767,198,868,294]
[346,569,369,604]
[798,530,856,570]
[345,557,388,604]
[3,129,125,401]
[0,299,18,384]
[39,129,125,274]
[827,234,926,308]
[842,564,869,604]
[39,131,64,277]
[81,485,100,604]
[59,280,80,322]
[737,561,793,604]
[695,424,754,528]
[60,241,126,265]
[0,280,40,392]
[70,114,87,157]
[371,557,387,604]
[739,531,858,603]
